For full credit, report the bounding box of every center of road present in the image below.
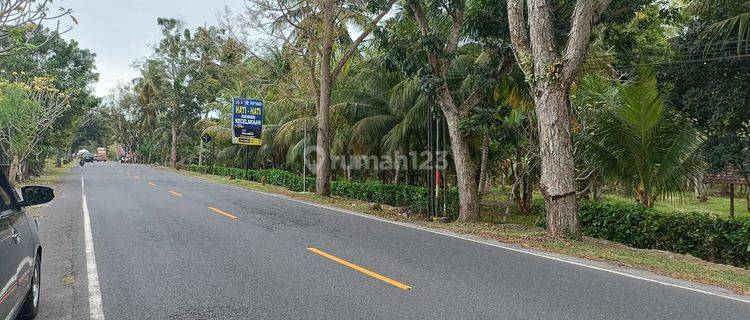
[208,206,239,220]
[307,247,412,291]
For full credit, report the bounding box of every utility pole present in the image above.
[244,145,250,178]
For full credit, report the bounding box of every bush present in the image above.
[186,164,459,217]
[579,202,750,268]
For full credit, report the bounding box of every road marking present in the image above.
[208,206,238,220]
[169,191,183,198]
[148,182,157,187]
[307,247,412,291]
[183,174,750,304]
[133,176,141,180]
[146,166,750,300]
[80,170,106,320]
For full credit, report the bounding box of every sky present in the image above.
[60,0,246,97]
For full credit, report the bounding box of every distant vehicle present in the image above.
[82,153,94,163]
[0,165,55,320]
[96,147,107,162]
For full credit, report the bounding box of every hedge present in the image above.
[187,165,459,217]
[578,202,750,268]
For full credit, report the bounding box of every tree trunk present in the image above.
[443,108,480,222]
[315,0,334,196]
[592,175,604,202]
[198,138,204,166]
[535,87,580,236]
[393,153,401,184]
[8,155,19,187]
[170,121,178,168]
[477,131,490,196]
[694,173,708,202]
[513,178,522,213]
[522,175,533,214]
[55,149,62,168]
[315,79,332,196]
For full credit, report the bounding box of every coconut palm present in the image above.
[578,73,705,207]
[687,0,749,54]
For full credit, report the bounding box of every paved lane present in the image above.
[73,163,750,319]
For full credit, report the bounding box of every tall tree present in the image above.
[238,0,397,195]
[506,0,615,236]
[400,0,511,221]
[0,79,70,183]
[149,18,201,168]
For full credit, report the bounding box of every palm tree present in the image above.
[687,0,749,54]
[578,73,705,207]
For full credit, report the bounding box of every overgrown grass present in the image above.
[174,168,750,296]
[20,160,75,187]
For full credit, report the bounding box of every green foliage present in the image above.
[596,3,677,70]
[0,28,98,158]
[187,164,459,216]
[669,13,750,176]
[0,82,39,157]
[685,0,750,55]
[578,202,750,268]
[576,72,704,206]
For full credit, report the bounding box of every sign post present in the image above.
[201,134,214,174]
[232,98,264,177]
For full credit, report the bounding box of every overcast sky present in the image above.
[60,0,246,97]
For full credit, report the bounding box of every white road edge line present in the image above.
[180,172,750,305]
[81,170,106,320]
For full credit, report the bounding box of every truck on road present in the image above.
[96,147,108,162]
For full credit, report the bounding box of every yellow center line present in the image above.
[148,182,157,187]
[306,247,412,291]
[134,176,141,180]
[169,191,183,198]
[208,207,238,220]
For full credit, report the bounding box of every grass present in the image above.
[603,193,749,218]
[486,186,749,218]
[20,160,75,187]
[174,168,750,296]
[19,160,75,218]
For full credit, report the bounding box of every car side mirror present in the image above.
[20,186,55,207]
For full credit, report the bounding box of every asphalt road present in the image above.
[35,163,750,319]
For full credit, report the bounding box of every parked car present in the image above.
[0,169,54,319]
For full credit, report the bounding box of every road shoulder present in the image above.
[26,165,88,320]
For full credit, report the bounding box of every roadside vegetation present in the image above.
[0,1,97,184]
[2,0,750,292]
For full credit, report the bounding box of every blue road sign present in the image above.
[232,98,263,146]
